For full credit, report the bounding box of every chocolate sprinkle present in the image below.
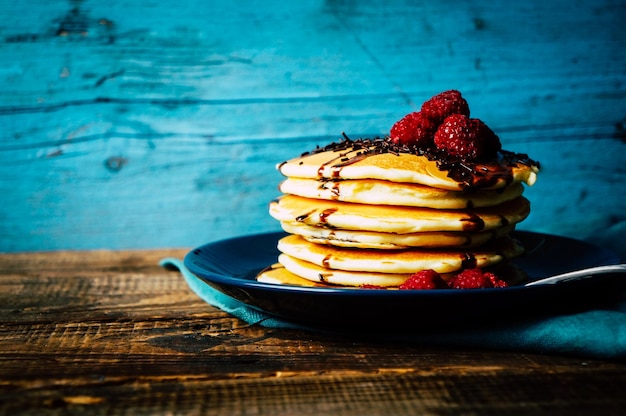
[305,134,540,191]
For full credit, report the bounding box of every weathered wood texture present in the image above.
[1,0,625,256]
[2,250,626,415]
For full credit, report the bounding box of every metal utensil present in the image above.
[524,264,626,287]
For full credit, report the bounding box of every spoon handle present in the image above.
[525,264,626,287]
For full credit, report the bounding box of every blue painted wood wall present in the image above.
[1,0,625,259]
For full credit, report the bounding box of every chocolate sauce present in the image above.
[319,208,338,223]
[295,210,315,222]
[318,180,341,199]
[316,151,353,178]
[330,165,343,178]
[460,213,485,232]
[322,254,332,268]
[461,252,478,269]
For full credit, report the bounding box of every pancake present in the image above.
[256,263,325,287]
[277,234,525,275]
[270,195,530,234]
[278,253,411,287]
[278,141,539,191]
[279,178,524,209]
[280,221,515,249]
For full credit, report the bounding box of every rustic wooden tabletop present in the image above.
[1,249,625,415]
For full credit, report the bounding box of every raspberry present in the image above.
[471,118,502,156]
[448,269,497,289]
[433,114,477,159]
[389,90,502,161]
[433,114,501,161]
[389,111,436,147]
[486,272,509,288]
[421,90,470,123]
[399,269,447,290]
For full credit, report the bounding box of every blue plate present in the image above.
[184,231,622,330]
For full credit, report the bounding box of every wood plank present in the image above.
[0,1,390,105]
[1,249,626,415]
[327,0,626,123]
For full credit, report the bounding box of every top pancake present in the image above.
[278,143,539,191]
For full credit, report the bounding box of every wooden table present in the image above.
[1,250,625,415]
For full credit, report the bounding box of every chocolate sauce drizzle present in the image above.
[318,179,341,199]
[461,252,478,269]
[295,209,315,222]
[301,133,540,191]
[319,208,338,223]
[460,213,485,232]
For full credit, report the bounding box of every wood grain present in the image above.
[1,249,626,415]
[1,0,625,257]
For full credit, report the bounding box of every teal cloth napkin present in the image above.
[161,258,626,360]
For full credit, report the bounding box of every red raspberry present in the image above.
[399,269,447,290]
[448,269,495,289]
[471,118,502,156]
[486,272,509,288]
[434,114,501,161]
[421,90,470,123]
[434,114,477,159]
[389,111,436,147]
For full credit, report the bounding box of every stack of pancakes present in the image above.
[258,138,539,288]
